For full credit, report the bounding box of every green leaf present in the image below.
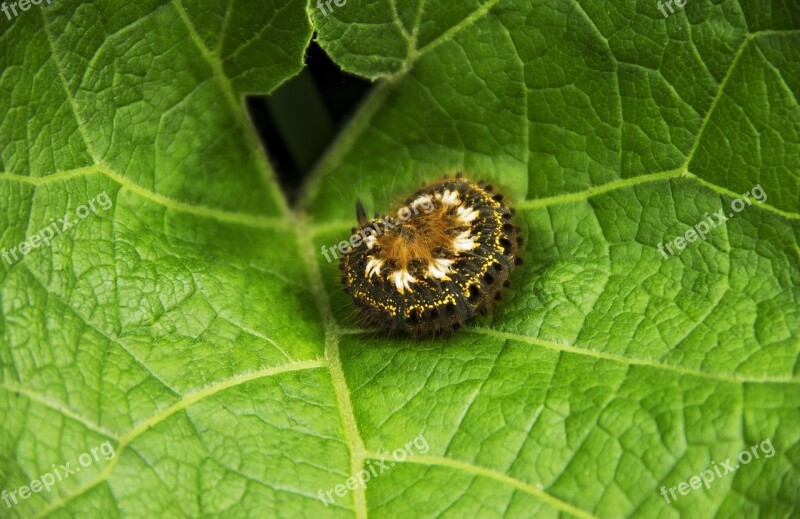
[1,0,798,518]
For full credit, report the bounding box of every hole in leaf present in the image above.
[247,40,372,204]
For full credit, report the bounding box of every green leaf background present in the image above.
[1,0,798,517]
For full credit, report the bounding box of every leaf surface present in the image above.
[1,0,798,517]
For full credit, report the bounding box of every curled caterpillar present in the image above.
[340,173,522,337]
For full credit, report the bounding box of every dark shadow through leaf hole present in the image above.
[246,39,373,205]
